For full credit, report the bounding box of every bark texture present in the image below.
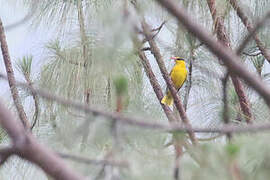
[141,20,197,144]
[229,0,270,63]
[0,100,85,180]
[155,0,270,107]
[207,0,253,124]
[0,18,30,128]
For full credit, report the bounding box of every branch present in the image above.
[222,73,232,140]
[22,75,39,130]
[137,37,183,180]
[207,0,253,124]
[5,2,37,31]
[137,47,176,122]
[154,0,270,107]
[237,11,270,55]
[58,152,129,168]
[0,146,15,165]
[142,21,167,43]
[151,20,167,40]
[4,73,270,134]
[229,0,270,63]
[141,19,197,144]
[0,17,30,129]
[183,47,196,110]
[0,100,85,179]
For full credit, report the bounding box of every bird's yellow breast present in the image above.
[170,61,187,89]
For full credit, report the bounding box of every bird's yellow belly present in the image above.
[171,69,187,89]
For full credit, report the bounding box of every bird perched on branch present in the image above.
[161,57,187,106]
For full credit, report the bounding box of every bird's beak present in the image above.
[170,57,177,60]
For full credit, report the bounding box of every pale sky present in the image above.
[0,2,55,100]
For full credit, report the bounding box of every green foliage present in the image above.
[3,0,270,179]
[16,55,33,79]
[113,75,128,97]
[226,143,240,158]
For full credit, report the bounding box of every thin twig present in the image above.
[5,2,37,31]
[154,0,270,107]
[151,20,167,40]
[237,11,270,55]
[228,0,270,63]
[207,0,253,124]
[142,21,167,43]
[58,152,129,168]
[222,72,232,140]
[3,73,270,134]
[183,48,195,110]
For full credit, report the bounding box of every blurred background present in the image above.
[1,0,270,179]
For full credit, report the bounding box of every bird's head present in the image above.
[170,56,185,62]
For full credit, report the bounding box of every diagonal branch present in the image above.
[137,40,182,180]
[154,0,270,107]
[0,17,30,129]
[207,0,253,124]
[0,100,85,180]
[0,146,15,165]
[237,11,270,55]
[138,48,176,122]
[228,0,270,63]
[141,19,197,145]
[5,2,37,31]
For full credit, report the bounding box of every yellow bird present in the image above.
[161,57,187,106]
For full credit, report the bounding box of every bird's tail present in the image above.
[161,93,173,106]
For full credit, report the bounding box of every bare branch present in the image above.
[0,17,30,129]
[141,19,198,144]
[58,152,129,168]
[141,21,167,43]
[137,49,176,122]
[222,73,232,140]
[4,73,270,134]
[237,11,270,55]
[5,2,37,31]
[207,0,253,124]
[183,48,195,110]
[154,0,270,107]
[151,20,167,39]
[0,100,85,179]
[0,146,15,165]
[228,0,270,63]
[21,74,40,130]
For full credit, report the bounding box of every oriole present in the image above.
[161,57,187,106]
